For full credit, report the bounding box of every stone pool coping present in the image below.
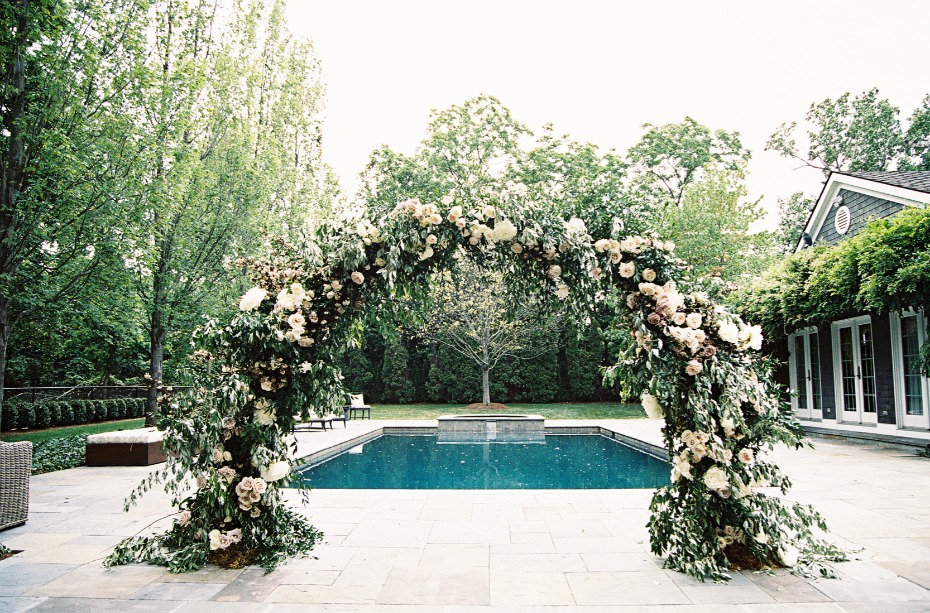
[294,420,669,470]
[5,417,930,610]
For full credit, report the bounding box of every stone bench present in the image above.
[86,428,166,466]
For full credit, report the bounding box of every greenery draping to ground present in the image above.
[737,207,930,370]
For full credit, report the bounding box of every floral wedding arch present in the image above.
[106,184,843,581]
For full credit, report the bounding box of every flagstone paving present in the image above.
[2,418,930,611]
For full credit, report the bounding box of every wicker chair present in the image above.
[0,441,32,531]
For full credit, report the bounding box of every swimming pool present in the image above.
[294,433,669,489]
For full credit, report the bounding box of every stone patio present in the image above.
[2,418,930,611]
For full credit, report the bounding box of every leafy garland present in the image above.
[105,184,843,580]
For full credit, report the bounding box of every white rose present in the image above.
[547,265,562,279]
[717,321,740,345]
[665,240,676,251]
[426,234,438,245]
[619,262,635,278]
[483,205,496,218]
[685,360,703,376]
[672,312,687,326]
[331,280,343,292]
[254,406,275,425]
[738,448,754,464]
[351,271,364,285]
[642,268,656,282]
[564,217,586,236]
[555,283,569,299]
[703,466,729,491]
[778,544,800,567]
[177,510,191,526]
[429,213,442,225]
[252,478,267,494]
[511,242,523,254]
[686,313,702,329]
[288,312,306,329]
[298,337,314,347]
[208,529,223,550]
[262,460,290,482]
[455,217,467,229]
[239,287,268,311]
[492,218,517,241]
[441,195,454,206]
[641,393,665,419]
[610,250,622,264]
[594,238,611,252]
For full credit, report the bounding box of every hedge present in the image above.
[1,397,146,431]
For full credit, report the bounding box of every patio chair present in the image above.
[0,441,32,531]
[344,393,371,420]
[292,411,333,431]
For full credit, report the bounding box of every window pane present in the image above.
[902,315,924,416]
[860,323,877,413]
[840,327,857,411]
[810,332,822,411]
[794,336,808,410]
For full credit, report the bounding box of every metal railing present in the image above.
[3,386,192,404]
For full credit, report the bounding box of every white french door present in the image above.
[788,328,822,419]
[891,310,930,429]
[832,316,878,425]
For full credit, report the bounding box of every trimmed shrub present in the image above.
[16,403,36,429]
[33,402,52,428]
[1,403,18,431]
[71,400,87,424]
[94,402,108,422]
[57,402,74,426]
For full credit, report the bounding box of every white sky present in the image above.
[286,0,930,228]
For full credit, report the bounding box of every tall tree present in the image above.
[513,125,641,239]
[359,94,531,217]
[773,191,814,254]
[901,94,930,171]
[625,117,750,211]
[662,163,771,287]
[419,256,557,406]
[0,0,149,430]
[129,0,328,424]
[766,88,904,174]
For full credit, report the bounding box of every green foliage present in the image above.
[0,398,144,431]
[737,207,930,350]
[767,87,906,174]
[902,95,930,171]
[626,116,751,210]
[774,192,815,254]
[662,164,772,285]
[380,338,416,404]
[31,435,86,475]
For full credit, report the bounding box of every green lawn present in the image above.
[368,402,645,420]
[0,418,146,444]
[0,402,645,444]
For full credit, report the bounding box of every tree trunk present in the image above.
[0,304,11,435]
[146,309,166,427]
[481,366,490,406]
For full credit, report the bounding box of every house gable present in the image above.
[797,172,930,251]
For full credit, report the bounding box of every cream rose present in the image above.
[239,287,268,311]
[555,283,569,299]
[547,265,562,279]
[642,268,656,282]
[702,466,729,491]
[686,313,702,329]
[492,218,517,241]
[261,460,290,482]
[685,360,703,376]
[351,271,365,285]
[641,393,665,419]
[618,262,635,278]
[738,448,754,464]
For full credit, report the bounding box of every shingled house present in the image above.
[787,171,930,432]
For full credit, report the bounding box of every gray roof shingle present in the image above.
[842,171,930,194]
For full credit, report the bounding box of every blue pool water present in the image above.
[294,434,669,489]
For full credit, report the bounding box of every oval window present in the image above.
[834,205,851,234]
